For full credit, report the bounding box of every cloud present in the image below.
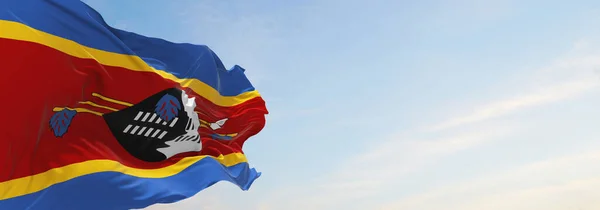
[425,50,600,131]
[379,150,600,210]
[253,121,518,210]
[253,40,600,210]
[426,78,598,131]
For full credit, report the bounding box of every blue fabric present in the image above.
[0,159,260,210]
[0,0,255,96]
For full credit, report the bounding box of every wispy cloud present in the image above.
[380,150,600,210]
[254,41,600,209]
[424,47,600,132]
[254,121,518,209]
[426,78,598,131]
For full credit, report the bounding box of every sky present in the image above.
[82,0,600,209]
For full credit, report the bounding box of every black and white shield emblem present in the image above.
[103,88,202,162]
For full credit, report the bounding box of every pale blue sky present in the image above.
[83,0,600,209]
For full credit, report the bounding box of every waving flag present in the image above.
[0,0,268,209]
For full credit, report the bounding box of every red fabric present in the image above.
[0,38,267,182]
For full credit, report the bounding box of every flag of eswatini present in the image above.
[0,0,268,209]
